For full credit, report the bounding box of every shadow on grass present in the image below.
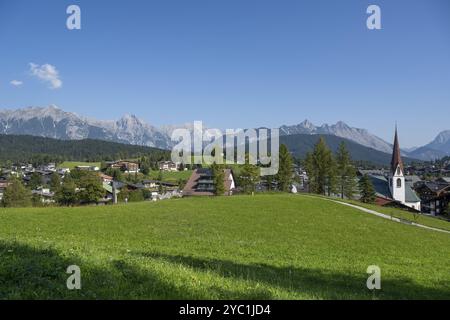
[137,252,450,300]
[1,240,448,299]
[0,241,269,299]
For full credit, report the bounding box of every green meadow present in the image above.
[57,161,101,170]
[0,194,449,299]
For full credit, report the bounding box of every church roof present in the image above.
[366,175,420,203]
[391,127,404,173]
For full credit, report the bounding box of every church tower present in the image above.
[389,126,406,203]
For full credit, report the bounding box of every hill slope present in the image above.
[0,134,169,164]
[0,195,449,299]
[279,134,418,165]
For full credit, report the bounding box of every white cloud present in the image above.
[29,63,62,89]
[10,80,23,87]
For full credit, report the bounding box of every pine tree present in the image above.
[78,173,105,204]
[55,175,78,206]
[305,138,337,195]
[336,142,357,199]
[276,144,293,192]
[29,172,42,190]
[211,163,225,196]
[50,172,61,192]
[1,177,32,208]
[359,174,376,204]
[239,154,260,194]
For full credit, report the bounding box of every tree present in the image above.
[276,144,293,192]
[78,173,105,204]
[336,142,357,199]
[106,168,123,182]
[359,174,376,204]
[305,138,337,195]
[238,154,260,194]
[50,173,61,192]
[55,175,77,206]
[211,163,225,196]
[29,172,42,190]
[1,178,32,207]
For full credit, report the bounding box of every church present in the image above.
[363,127,421,211]
[388,127,421,211]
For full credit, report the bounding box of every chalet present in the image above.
[108,161,139,173]
[159,161,179,172]
[183,168,235,196]
[99,173,113,183]
[414,182,450,216]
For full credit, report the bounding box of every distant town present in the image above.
[1,128,449,219]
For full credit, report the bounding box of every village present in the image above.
[1,130,449,219]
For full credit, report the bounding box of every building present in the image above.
[362,127,421,211]
[159,161,179,172]
[108,161,139,173]
[0,180,11,201]
[183,168,235,196]
[414,182,450,216]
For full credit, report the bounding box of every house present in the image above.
[414,181,450,216]
[38,163,56,172]
[32,188,55,204]
[0,180,11,201]
[99,173,113,183]
[436,177,450,184]
[102,182,120,204]
[159,161,179,172]
[108,161,139,173]
[183,168,235,196]
[361,127,421,211]
[58,168,71,175]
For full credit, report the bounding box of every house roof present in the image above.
[437,177,450,184]
[183,168,235,196]
[405,182,421,202]
[405,175,422,185]
[367,175,420,203]
[422,182,450,194]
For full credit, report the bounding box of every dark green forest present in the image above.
[0,135,170,166]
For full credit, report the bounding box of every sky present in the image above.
[0,0,449,147]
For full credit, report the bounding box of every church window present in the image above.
[396,167,401,175]
[397,178,402,188]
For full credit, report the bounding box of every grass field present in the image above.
[1,194,449,299]
[342,199,450,232]
[307,195,450,232]
[57,161,101,170]
[147,170,193,183]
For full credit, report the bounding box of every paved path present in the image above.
[302,195,450,235]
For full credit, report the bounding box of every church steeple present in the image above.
[391,125,404,174]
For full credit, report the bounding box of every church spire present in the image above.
[391,125,404,173]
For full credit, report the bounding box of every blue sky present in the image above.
[0,0,449,147]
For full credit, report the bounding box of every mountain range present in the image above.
[0,105,449,161]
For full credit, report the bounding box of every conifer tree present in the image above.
[336,142,357,199]
[1,177,32,208]
[359,174,376,203]
[239,154,260,194]
[305,138,337,195]
[276,144,293,192]
[211,163,225,196]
